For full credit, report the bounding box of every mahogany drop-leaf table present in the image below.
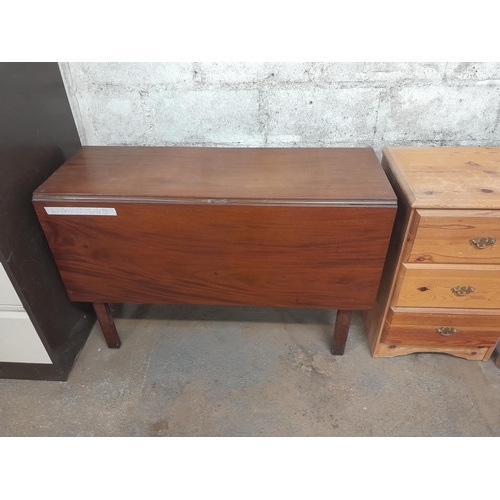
[33,147,397,355]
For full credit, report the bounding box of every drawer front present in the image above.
[0,264,23,307]
[408,210,500,264]
[0,311,52,364]
[395,263,500,309]
[382,307,500,346]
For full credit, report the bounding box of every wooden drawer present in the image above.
[408,210,500,264]
[382,307,500,346]
[395,263,500,309]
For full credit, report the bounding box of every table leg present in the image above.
[495,353,500,369]
[331,310,353,355]
[93,302,121,348]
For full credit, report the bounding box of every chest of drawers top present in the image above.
[33,147,396,207]
[383,147,500,209]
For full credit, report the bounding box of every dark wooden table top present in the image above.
[33,147,397,207]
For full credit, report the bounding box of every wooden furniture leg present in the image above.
[93,302,121,348]
[495,352,500,369]
[331,310,353,355]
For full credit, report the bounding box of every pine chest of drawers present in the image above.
[32,147,396,354]
[364,147,500,362]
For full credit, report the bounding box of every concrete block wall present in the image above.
[59,62,500,156]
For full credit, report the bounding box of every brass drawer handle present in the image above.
[436,327,457,336]
[470,237,496,249]
[451,285,475,296]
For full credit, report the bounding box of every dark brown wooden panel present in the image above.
[33,146,397,206]
[0,362,65,381]
[34,203,396,310]
[0,63,94,380]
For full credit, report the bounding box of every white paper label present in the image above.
[44,207,117,216]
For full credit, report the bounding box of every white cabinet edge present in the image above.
[0,311,53,364]
[0,263,23,307]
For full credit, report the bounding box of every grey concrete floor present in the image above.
[1,305,499,436]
